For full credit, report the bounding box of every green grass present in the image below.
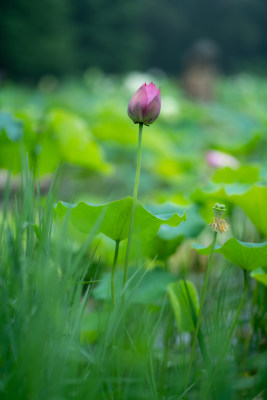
[0,74,267,399]
[0,162,266,400]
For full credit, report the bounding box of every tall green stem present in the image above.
[184,231,218,390]
[111,240,120,307]
[203,270,248,400]
[123,123,143,286]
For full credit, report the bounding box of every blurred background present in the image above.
[1,0,267,80]
[1,5,267,397]
[0,0,267,210]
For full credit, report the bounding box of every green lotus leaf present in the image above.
[46,109,111,172]
[0,112,24,172]
[93,267,175,304]
[228,185,267,237]
[194,238,267,270]
[0,112,23,142]
[192,184,267,237]
[55,196,186,242]
[202,103,261,154]
[212,165,259,185]
[250,268,267,286]
[144,204,205,260]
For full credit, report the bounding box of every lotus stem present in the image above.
[123,123,143,286]
[184,231,218,390]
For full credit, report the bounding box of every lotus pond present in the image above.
[0,72,267,400]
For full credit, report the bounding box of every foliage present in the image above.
[55,197,186,242]
[194,238,267,271]
[167,279,199,332]
[2,0,267,78]
[0,74,267,400]
[0,0,75,78]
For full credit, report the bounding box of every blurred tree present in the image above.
[1,0,267,79]
[71,0,149,72]
[141,0,267,74]
[0,0,76,80]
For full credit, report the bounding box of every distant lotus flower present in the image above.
[206,150,239,169]
[127,82,161,125]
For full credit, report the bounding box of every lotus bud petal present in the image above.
[127,82,161,125]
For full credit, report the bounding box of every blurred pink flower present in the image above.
[128,82,161,125]
[206,150,240,169]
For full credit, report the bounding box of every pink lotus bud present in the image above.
[127,82,161,125]
[205,150,240,169]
